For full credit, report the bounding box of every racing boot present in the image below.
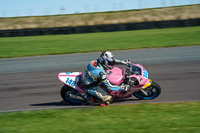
[94,90,112,106]
[87,86,112,106]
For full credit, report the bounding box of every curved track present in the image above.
[0,46,200,112]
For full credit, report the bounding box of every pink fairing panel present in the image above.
[106,67,124,85]
[130,63,148,88]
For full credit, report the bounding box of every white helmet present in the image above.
[98,51,115,69]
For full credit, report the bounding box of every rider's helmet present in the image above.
[98,51,115,69]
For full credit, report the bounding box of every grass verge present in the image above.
[0,26,200,58]
[0,102,199,133]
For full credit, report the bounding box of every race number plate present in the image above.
[142,69,148,79]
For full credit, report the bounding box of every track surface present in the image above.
[0,46,200,112]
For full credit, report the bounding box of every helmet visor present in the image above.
[107,59,115,66]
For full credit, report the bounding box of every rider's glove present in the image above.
[128,79,135,87]
[121,85,130,92]
[122,59,131,65]
[128,77,139,87]
[124,59,130,63]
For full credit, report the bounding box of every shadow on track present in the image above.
[30,100,71,106]
[29,98,141,107]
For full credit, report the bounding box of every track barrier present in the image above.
[0,18,199,37]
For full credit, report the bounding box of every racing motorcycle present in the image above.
[58,63,161,105]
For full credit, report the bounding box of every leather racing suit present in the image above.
[81,59,129,104]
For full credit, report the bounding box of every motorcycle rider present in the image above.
[81,51,131,106]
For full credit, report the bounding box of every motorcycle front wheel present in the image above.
[60,85,84,105]
[133,81,161,100]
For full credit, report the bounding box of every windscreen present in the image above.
[129,64,142,75]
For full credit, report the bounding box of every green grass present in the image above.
[0,102,200,133]
[0,26,200,58]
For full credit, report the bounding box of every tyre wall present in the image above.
[0,18,199,37]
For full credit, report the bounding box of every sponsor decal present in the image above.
[66,72,73,75]
[143,69,148,79]
[93,75,98,82]
[107,71,112,75]
[66,78,76,87]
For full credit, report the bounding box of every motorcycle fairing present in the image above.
[141,79,152,89]
[58,72,82,89]
[106,67,124,85]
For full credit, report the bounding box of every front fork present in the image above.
[139,79,152,96]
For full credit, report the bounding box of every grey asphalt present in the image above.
[0,46,200,112]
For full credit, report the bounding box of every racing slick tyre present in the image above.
[133,81,161,100]
[60,85,84,105]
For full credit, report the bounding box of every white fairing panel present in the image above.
[58,72,81,89]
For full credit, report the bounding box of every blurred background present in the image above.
[0,0,200,18]
[0,0,199,37]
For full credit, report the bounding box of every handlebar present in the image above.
[123,64,139,87]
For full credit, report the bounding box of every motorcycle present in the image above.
[58,63,161,105]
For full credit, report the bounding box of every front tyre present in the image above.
[133,81,161,100]
[60,85,84,105]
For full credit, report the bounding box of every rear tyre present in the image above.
[60,85,84,105]
[133,81,161,100]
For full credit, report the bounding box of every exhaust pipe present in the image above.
[69,94,85,101]
[139,89,148,96]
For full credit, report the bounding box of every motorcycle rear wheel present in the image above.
[133,81,161,100]
[60,85,85,105]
